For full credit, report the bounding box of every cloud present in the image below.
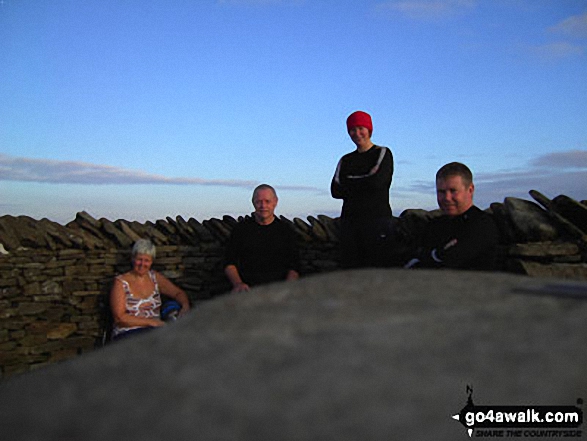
[0,154,324,193]
[549,12,587,39]
[474,168,587,208]
[530,149,587,169]
[374,0,476,20]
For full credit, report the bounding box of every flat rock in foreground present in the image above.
[0,269,586,440]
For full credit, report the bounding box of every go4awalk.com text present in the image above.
[452,386,583,438]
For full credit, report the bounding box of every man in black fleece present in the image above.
[224,184,300,292]
[405,162,499,271]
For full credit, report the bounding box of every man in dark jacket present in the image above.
[224,184,300,292]
[405,162,499,271]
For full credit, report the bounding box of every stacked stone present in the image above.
[498,192,587,279]
[1,191,587,378]
[0,244,235,378]
[0,249,120,377]
[0,212,344,378]
[398,191,587,279]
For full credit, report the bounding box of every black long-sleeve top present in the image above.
[413,205,499,271]
[224,217,301,286]
[331,145,394,220]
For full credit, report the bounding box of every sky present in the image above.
[1,0,586,224]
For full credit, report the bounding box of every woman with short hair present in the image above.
[331,110,395,268]
[110,239,190,341]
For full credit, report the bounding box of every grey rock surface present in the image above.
[0,269,586,440]
[505,197,560,242]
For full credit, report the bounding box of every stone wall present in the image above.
[0,215,338,378]
[1,190,586,378]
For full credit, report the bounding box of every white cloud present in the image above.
[0,154,324,194]
[375,0,476,20]
[549,12,587,39]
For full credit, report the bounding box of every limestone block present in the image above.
[63,280,85,295]
[155,256,183,265]
[293,218,313,242]
[317,215,340,242]
[2,364,29,376]
[72,290,101,297]
[58,249,86,258]
[17,302,50,315]
[77,321,99,332]
[32,295,62,302]
[101,219,133,248]
[41,280,62,295]
[0,216,21,250]
[222,215,238,229]
[530,190,587,241]
[187,218,215,242]
[143,221,170,245]
[75,211,101,229]
[0,277,18,288]
[0,329,9,343]
[0,350,20,365]
[175,216,199,245]
[507,242,580,258]
[59,336,95,350]
[48,349,78,363]
[39,218,74,248]
[513,260,587,280]
[12,216,49,249]
[203,218,232,243]
[17,334,47,347]
[155,219,176,236]
[115,220,142,243]
[22,282,41,296]
[65,265,90,277]
[504,197,559,242]
[47,323,78,340]
[28,340,71,355]
[45,307,71,322]
[307,216,329,242]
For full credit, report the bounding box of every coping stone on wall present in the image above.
[0,269,585,440]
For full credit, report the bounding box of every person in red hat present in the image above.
[331,111,395,268]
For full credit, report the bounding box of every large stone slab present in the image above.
[0,270,586,440]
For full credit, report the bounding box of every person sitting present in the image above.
[404,162,499,271]
[224,184,301,292]
[110,239,190,341]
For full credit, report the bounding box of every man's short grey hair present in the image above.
[252,184,278,202]
[132,239,156,259]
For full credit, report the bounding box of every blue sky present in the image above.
[1,0,586,223]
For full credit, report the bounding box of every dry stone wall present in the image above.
[1,190,586,378]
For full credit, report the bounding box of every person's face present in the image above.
[348,125,372,149]
[253,188,278,224]
[436,175,474,216]
[132,253,153,276]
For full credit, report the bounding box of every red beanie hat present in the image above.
[346,111,373,135]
